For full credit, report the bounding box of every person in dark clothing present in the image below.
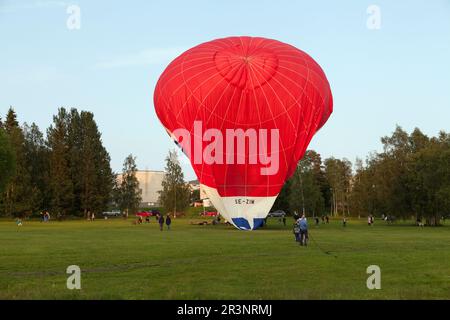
[165,215,172,230]
[315,217,319,225]
[282,216,286,226]
[325,215,329,224]
[293,223,300,242]
[159,215,165,231]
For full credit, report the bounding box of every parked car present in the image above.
[267,210,286,217]
[102,210,122,217]
[149,209,160,216]
[201,211,218,217]
[136,211,151,217]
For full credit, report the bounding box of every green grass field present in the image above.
[0,217,449,299]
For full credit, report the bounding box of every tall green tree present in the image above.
[47,108,74,217]
[1,108,34,217]
[271,178,292,214]
[324,157,352,216]
[117,154,142,217]
[272,150,328,216]
[410,135,450,225]
[67,108,83,214]
[0,127,15,194]
[289,152,325,217]
[158,150,190,215]
[23,122,51,212]
[78,111,114,217]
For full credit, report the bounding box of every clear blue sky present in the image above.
[1,0,449,180]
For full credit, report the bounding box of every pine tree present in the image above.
[67,108,83,215]
[78,111,113,217]
[117,154,142,218]
[158,150,191,215]
[47,108,74,217]
[23,122,51,212]
[1,108,34,217]
[289,158,325,217]
[0,127,15,195]
[5,107,19,133]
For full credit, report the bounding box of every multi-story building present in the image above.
[117,170,165,207]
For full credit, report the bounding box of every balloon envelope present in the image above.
[154,36,332,230]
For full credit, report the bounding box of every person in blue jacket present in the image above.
[298,215,308,246]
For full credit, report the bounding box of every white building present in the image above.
[118,170,165,207]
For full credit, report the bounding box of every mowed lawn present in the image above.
[0,217,449,299]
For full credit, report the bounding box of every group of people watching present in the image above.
[136,213,172,230]
[313,215,330,225]
[158,214,171,231]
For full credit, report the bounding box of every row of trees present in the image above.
[273,150,352,218]
[0,107,143,219]
[0,106,173,219]
[273,126,450,225]
[1,106,449,225]
[140,127,450,226]
[351,126,450,225]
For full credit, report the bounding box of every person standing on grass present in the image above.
[166,215,172,230]
[299,215,308,246]
[343,217,347,227]
[325,215,329,224]
[293,221,300,242]
[159,215,165,231]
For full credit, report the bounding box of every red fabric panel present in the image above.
[154,36,332,197]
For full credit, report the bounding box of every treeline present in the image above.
[0,107,114,218]
[1,106,449,225]
[351,126,450,226]
[273,150,351,218]
[273,126,450,225]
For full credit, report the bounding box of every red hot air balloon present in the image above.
[154,36,332,230]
